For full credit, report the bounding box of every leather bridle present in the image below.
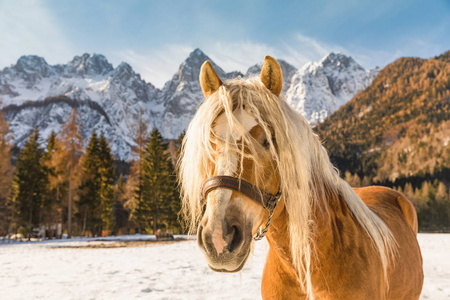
[201,175,281,240]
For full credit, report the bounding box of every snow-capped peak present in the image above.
[7,55,56,81]
[68,53,114,77]
[192,48,207,58]
[319,52,361,69]
[15,55,50,73]
[175,49,226,83]
[286,52,374,125]
[111,62,138,80]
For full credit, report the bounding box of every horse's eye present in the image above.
[262,137,276,149]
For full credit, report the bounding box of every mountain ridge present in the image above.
[0,49,376,159]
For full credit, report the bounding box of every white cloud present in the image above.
[113,34,349,87]
[120,34,448,88]
[348,38,447,71]
[202,41,277,73]
[349,48,403,70]
[202,34,347,73]
[277,34,336,67]
[0,0,74,68]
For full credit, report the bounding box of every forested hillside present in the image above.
[315,51,450,230]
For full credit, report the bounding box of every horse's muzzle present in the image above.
[197,216,252,272]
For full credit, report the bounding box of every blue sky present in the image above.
[0,0,449,87]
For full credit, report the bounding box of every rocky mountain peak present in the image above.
[112,62,136,79]
[68,53,113,77]
[286,52,374,125]
[15,55,48,69]
[191,48,206,58]
[184,48,209,66]
[13,55,54,78]
[176,48,226,83]
[319,52,363,72]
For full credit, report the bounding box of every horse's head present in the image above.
[183,56,284,272]
[179,55,398,298]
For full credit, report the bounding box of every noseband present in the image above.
[201,175,281,240]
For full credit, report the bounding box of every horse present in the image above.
[178,56,423,299]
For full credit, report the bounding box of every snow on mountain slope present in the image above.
[3,97,120,149]
[0,54,158,159]
[285,52,376,125]
[151,49,243,138]
[0,50,375,159]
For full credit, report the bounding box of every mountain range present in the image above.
[315,51,450,182]
[0,49,376,160]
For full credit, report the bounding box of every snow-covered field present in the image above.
[0,234,448,299]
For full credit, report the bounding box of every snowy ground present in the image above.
[0,234,448,299]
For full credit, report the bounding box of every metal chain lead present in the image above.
[253,194,281,241]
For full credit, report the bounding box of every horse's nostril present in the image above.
[197,225,205,251]
[227,225,243,253]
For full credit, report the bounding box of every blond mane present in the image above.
[178,77,395,298]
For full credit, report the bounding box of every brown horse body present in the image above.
[263,186,423,299]
[179,56,424,299]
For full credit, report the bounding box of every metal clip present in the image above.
[253,194,281,241]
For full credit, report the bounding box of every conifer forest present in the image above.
[0,109,181,239]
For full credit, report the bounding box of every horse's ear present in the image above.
[260,56,283,96]
[200,61,223,98]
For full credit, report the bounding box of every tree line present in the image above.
[344,171,450,231]
[0,109,181,239]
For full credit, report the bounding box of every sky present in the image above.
[0,0,449,88]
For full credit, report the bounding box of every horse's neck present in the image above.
[265,200,292,260]
[264,193,349,291]
[263,200,305,298]
[266,194,343,261]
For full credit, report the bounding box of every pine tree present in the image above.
[404,183,415,202]
[419,181,431,208]
[0,111,13,235]
[144,129,167,233]
[435,182,448,203]
[61,109,83,237]
[42,110,84,238]
[113,174,129,234]
[434,181,449,229]
[78,130,101,236]
[41,131,62,236]
[45,131,57,159]
[77,130,115,236]
[139,129,180,233]
[165,158,181,232]
[98,132,115,235]
[11,128,49,239]
[173,131,185,166]
[125,111,149,233]
[361,176,372,187]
